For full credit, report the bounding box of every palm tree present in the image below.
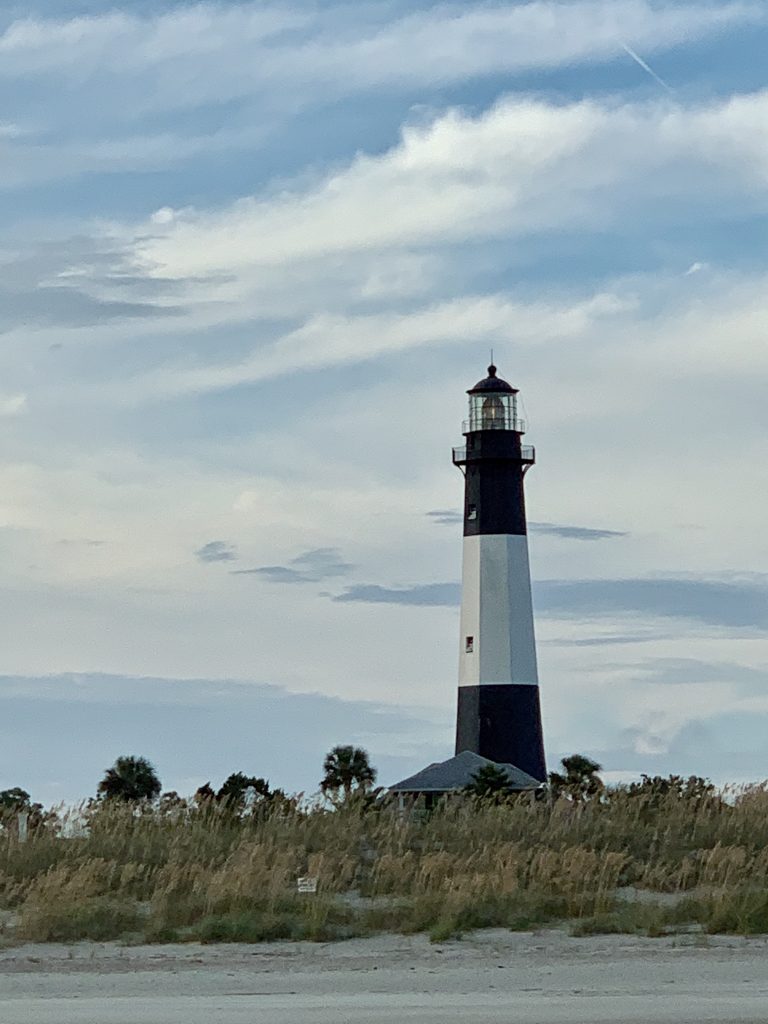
[465,763,516,802]
[548,754,603,802]
[97,755,161,802]
[217,773,273,810]
[320,745,376,801]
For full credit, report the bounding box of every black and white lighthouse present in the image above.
[452,365,546,783]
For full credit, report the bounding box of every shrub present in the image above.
[18,897,142,942]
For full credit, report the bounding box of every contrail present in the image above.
[620,42,674,94]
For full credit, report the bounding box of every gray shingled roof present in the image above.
[387,750,542,793]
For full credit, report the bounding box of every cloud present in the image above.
[588,711,768,784]
[132,88,768,280]
[542,633,666,647]
[426,509,463,526]
[0,673,451,804]
[0,8,309,78]
[0,3,756,105]
[234,547,353,583]
[0,124,273,191]
[535,575,768,629]
[0,2,760,197]
[55,85,763,403]
[6,83,766,410]
[0,285,182,330]
[0,236,197,337]
[334,583,461,606]
[0,393,27,417]
[427,513,627,539]
[331,574,768,628]
[626,657,768,688]
[127,292,629,400]
[530,522,628,541]
[195,540,237,563]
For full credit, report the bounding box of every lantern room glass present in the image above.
[469,392,519,431]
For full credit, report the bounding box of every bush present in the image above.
[195,911,298,943]
[18,897,142,942]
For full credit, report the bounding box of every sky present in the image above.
[1,0,767,805]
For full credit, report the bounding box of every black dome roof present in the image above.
[467,364,518,395]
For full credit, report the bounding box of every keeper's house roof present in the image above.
[387,750,541,794]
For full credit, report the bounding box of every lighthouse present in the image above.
[452,365,546,783]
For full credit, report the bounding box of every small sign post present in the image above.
[297,876,318,894]
[17,812,29,844]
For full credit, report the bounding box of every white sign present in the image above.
[297,876,318,893]
[17,812,29,844]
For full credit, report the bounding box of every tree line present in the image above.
[0,743,378,819]
[1,745,716,824]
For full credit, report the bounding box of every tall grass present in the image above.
[2,785,768,944]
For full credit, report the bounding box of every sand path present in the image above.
[1,929,767,1023]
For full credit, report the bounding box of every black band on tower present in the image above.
[454,430,533,537]
[456,684,546,783]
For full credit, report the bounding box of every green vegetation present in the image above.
[548,754,604,802]
[2,758,768,946]
[465,763,520,802]
[0,788,47,837]
[0,788,36,814]
[97,756,162,803]
[320,745,377,802]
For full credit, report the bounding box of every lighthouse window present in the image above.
[465,636,474,653]
[481,395,505,429]
[467,504,477,520]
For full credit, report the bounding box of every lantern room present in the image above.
[465,364,525,433]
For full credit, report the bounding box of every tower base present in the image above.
[456,685,546,783]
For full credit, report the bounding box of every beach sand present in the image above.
[1,929,767,1023]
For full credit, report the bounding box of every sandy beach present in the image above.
[1,929,767,1023]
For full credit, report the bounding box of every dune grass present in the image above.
[2,784,768,944]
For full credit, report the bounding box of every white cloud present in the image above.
[0,2,757,90]
[151,207,177,226]
[132,291,630,398]
[0,122,25,138]
[256,1,759,95]
[0,4,761,191]
[122,89,768,290]
[0,393,27,417]
[0,124,268,190]
[0,7,308,74]
[49,87,762,402]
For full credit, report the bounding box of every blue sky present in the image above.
[1,0,768,803]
